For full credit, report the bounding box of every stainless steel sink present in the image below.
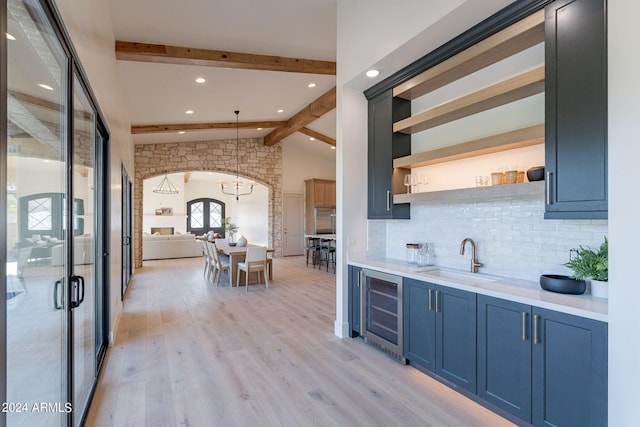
[416,268,497,284]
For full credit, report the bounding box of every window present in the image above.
[187,198,225,235]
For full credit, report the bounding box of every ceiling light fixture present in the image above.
[277,109,284,113]
[195,77,206,83]
[153,172,179,194]
[185,110,194,114]
[178,131,186,134]
[256,127,262,130]
[308,83,316,88]
[310,137,315,141]
[366,69,380,78]
[331,146,336,150]
[38,83,54,91]
[6,32,16,40]
[219,110,255,201]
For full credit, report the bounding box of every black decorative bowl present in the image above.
[540,274,586,294]
[228,242,237,247]
[527,166,545,182]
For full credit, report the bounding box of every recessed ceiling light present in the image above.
[185,110,194,114]
[195,77,206,83]
[178,131,186,134]
[310,137,315,141]
[38,83,54,91]
[331,146,336,150]
[256,128,263,131]
[6,33,16,41]
[43,159,50,163]
[308,83,316,88]
[366,69,380,78]
[277,109,284,113]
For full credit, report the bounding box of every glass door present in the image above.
[71,74,97,426]
[6,0,69,424]
[122,164,132,298]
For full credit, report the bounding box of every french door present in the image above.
[122,165,132,298]
[187,198,225,236]
[4,0,108,425]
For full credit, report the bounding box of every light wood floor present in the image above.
[85,256,514,427]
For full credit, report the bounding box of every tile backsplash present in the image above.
[368,195,608,282]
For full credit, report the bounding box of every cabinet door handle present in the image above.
[522,312,528,341]
[435,290,440,313]
[357,271,362,288]
[386,190,391,211]
[428,289,433,311]
[546,172,552,205]
[533,314,540,344]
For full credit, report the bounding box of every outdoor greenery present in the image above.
[564,236,608,282]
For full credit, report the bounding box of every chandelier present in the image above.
[219,110,255,200]
[153,172,179,194]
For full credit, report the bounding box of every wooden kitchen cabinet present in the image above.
[477,295,608,426]
[305,178,336,207]
[403,278,477,393]
[367,89,411,219]
[347,265,361,337]
[544,0,607,219]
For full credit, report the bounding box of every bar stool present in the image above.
[306,237,321,267]
[318,239,336,273]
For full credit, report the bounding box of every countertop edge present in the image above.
[348,256,608,323]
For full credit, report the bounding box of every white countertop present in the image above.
[348,253,608,322]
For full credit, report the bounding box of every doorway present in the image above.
[122,164,133,298]
[283,193,305,256]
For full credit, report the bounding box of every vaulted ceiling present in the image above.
[108,0,337,160]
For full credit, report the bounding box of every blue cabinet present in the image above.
[478,295,608,426]
[532,307,608,427]
[347,265,361,337]
[404,278,476,393]
[478,295,533,422]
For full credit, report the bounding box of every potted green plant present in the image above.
[222,217,238,243]
[564,237,608,298]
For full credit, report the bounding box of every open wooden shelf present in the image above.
[393,66,545,135]
[393,10,544,100]
[393,181,544,204]
[393,124,544,168]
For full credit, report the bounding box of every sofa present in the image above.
[142,233,203,260]
[50,235,94,266]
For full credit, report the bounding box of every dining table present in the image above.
[215,243,275,286]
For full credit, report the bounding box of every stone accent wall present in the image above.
[134,138,282,268]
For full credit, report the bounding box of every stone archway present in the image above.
[134,139,282,268]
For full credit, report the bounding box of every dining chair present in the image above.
[214,238,229,246]
[202,240,213,279]
[211,242,231,287]
[306,237,320,267]
[236,246,269,291]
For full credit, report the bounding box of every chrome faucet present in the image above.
[460,238,483,273]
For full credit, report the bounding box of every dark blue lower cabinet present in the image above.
[532,307,608,427]
[478,295,608,426]
[404,279,476,393]
[478,295,533,422]
[347,265,362,337]
[403,279,437,370]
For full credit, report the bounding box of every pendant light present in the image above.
[153,172,179,194]
[219,110,255,200]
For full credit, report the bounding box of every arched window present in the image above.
[187,198,225,236]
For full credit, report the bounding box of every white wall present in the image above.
[282,140,336,194]
[55,0,136,344]
[142,171,269,246]
[607,1,640,424]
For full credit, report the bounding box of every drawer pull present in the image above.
[522,312,528,341]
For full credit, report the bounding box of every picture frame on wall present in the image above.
[155,207,173,216]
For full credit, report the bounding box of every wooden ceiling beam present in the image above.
[263,86,336,146]
[131,120,287,135]
[299,127,336,147]
[115,41,336,75]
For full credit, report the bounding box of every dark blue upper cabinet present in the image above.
[545,0,608,219]
[348,265,362,337]
[532,307,608,427]
[478,295,533,423]
[367,90,411,219]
